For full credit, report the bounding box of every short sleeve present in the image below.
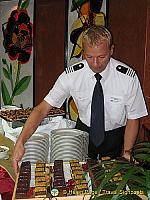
[44,72,70,108]
[126,74,148,119]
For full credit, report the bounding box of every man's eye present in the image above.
[99,56,105,58]
[87,56,92,59]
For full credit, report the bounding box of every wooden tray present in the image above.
[12,162,91,200]
[0,107,65,122]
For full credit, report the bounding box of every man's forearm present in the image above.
[16,100,52,145]
[123,119,139,153]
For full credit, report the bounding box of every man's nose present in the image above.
[93,58,99,66]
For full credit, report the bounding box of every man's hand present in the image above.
[122,150,131,161]
[123,119,139,162]
[12,142,25,175]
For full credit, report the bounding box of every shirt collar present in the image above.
[83,59,111,82]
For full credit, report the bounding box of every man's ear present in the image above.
[110,44,114,55]
[81,49,85,59]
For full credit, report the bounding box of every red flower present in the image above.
[3,9,32,64]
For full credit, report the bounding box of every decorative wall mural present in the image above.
[0,0,33,107]
[3,9,32,63]
[70,0,105,60]
[67,0,107,67]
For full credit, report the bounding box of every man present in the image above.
[12,25,148,174]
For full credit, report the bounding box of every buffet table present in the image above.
[0,134,15,200]
[0,108,148,200]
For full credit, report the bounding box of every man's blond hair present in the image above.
[82,25,113,48]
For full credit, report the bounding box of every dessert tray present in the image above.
[0,107,65,122]
[12,160,93,200]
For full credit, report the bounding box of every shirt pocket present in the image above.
[71,90,91,113]
[105,95,126,125]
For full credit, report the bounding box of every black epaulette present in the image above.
[65,63,84,74]
[116,65,135,77]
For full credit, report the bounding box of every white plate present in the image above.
[25,146,48,151]
[51,136,83,142]
[22,153,47,159]
[22,154,47,160]
[51,148,82,155]
[25,142,49,149]
[25,143,49,150]
[22,158,46,163]
[22,156,47,161]
[25,138,49,144]
[24,151,48,158]
[1,105,21,110]
[0,154,9,160]
[28,132,49,141]
[51,146,82,152]
[51,140,82,148]
[51,128,84,135]
[51,155,81,162]
[0,145,9,159]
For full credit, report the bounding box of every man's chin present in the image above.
[91,68,105,73]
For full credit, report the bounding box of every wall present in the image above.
[108,0,147,83]
[143,1,150,124]
[108,0,150,135]
[34,0,66,105]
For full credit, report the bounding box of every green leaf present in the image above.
[92,194,113,200]
[128,174,146,187]
[144,129,150,139]
[71,0,87,12]
[133,148,150,154]
[1,80,12,105]
[3,68,11,80]
[130,165,145,175]
[112,168,136,200]
[145,170,150,199]
[10,63,12,76]
[118,195,142,200]
[134,154,150,162]
[134,142,150,149]
[20,0,30,9]
[12,76,31,96]
[2,58,7,65]
[96,164,125,191]
[92,194,141,200]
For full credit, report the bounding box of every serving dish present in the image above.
[12,161,91,200]
[0,145,9,159]
[0,107,65,122]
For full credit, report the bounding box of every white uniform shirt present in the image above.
[44,58,148,131]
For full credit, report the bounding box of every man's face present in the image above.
[82,39,114,73]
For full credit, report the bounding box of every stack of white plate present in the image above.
[50,128,89,162]
[22,132,49,163]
